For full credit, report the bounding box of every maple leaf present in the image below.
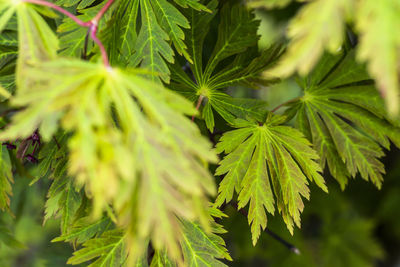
[215,114,327,243]
[0,58,217,263]
[170,2,282,132]
[285,51,400,189]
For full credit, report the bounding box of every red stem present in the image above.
[271,96,301,113]
[89,24,110,67]
[92,0,114,25]
[23,0,90,27]
[22,0,114,67]
[192,95,205,121]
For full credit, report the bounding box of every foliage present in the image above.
[0,0,399,266]
[256,0,400,115]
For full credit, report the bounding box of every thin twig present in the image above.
[271,96,301,113]
[23,0,91,27]
[92,0,114,25]
[231,202,300,254]
[89,24,110,67]
[22,0,114,67]
[82,28,91,60]
[192,95,205,122]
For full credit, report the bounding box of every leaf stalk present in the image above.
[22,0,114,67]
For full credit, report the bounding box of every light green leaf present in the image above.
[16,3,58,89]
[0,59,217,263]
[356,0,400,115]
[267,0,352,77]
[247,0,293,9]
[0,84,11,100]
[0,0,16,33]
[215,114,326,240]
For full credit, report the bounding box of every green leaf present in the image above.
[0,146,13,211]
[0,0,16,33]
[286,51,400,189]
[152,0,191,62]
[215,114,327,241]
[52,216,111,244]
[203,3,260,80]
[67,229,127,267]
[180,219,231,266]
[131,0,174,83]
[182,0,217,83]
[102,0,139,66]
[0,31,18,46]
[173,0,209,12]
[150,250,176,267]
[57,4,101,57]
[169,3,280,131]
[44,158,82,234]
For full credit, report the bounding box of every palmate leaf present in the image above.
[0,146,13,211]
[67,229,127,267]
[285,51,400,189]
[215,114,327,243]
[170,2,281,132]
[0,58,217,263]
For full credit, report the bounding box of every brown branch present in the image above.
[230,202,301,254]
